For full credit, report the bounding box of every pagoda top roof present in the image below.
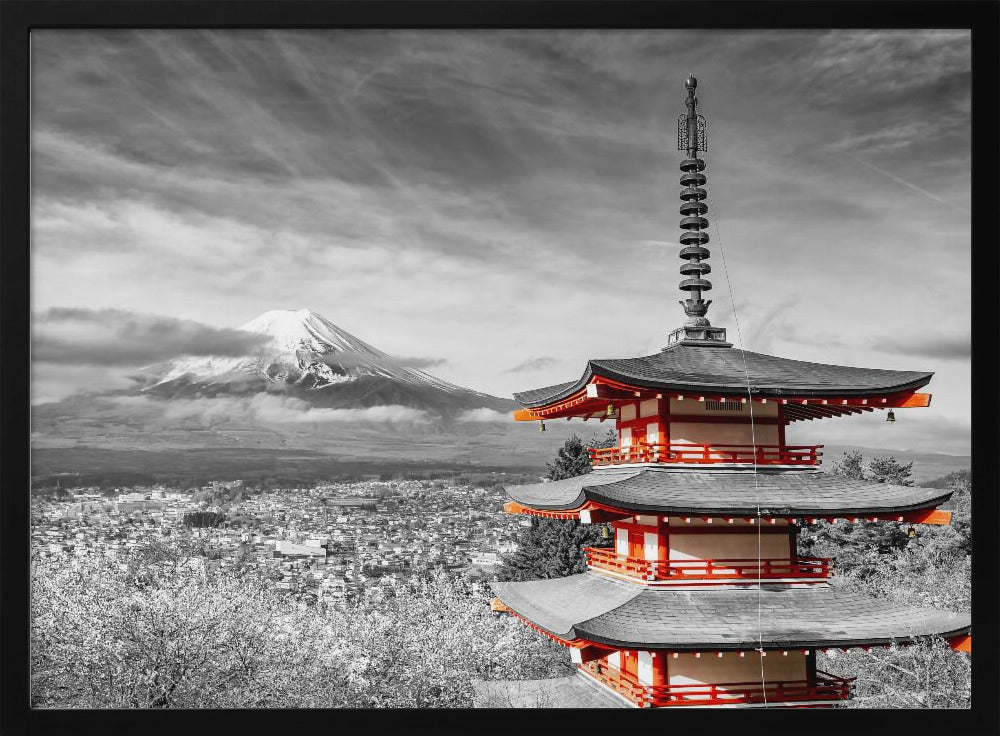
[513,343,932,408]
[490,574,970,650]
[504,467,952,517]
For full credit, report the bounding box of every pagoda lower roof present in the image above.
[490,573,970,650]
[471,673,631,708]
[513,343,932,408]
[504,468,952,516]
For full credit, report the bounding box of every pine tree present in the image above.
[588,428,618,450]
[499,435,611,581]
[866,456,914,486]
[497,517,607,581]
[799,451,913,566]
[546,434,592,480]
[831,450,865,480]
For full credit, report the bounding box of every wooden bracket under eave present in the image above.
[949,634,971,653]
[570,644,614,664]
[902,508,953,525]
[513,409,543,421]
[490,597,510,613]
[895,392,932,408]
[502,501,529,515]
[579,507,634,524]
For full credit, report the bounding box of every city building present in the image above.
[477,76,972,709]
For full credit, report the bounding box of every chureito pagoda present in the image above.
[473,75,971,709]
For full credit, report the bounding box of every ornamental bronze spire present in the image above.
[666,75,730,348]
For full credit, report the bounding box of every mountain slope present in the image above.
[140,309,513,415]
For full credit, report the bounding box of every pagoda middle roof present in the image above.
[513,343,932,408]
[504,467,953,517]
[491,573,970,650]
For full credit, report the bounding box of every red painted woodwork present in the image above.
[610,517,667,532]
[513,408,543,421]
[580,661,853,708]
[571,645,612,664]
[666,525,793,534]
[902,508,952,525]
[622,650,638,680]
[513,373,932,422]
[665,414,783,425]
[616,413,657,430]
[584,547,832,583]
[580,507,635,524]
[590,442,822,467]
[897,393,932,408]
[502,501,530,515]
[503,494,952,532]
[949,635,971,653]
[628,530,644,558]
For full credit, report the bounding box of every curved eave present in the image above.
[513,348,933,410]
[503,469,953,517]
[491,574,971,651]
[588,361,932,402]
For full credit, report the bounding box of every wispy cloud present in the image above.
[843,153,969,214]
[504,356,558,373]
[871,333,970,362]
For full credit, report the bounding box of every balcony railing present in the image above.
[583,547,832,582]
[589,443,822,467]
[580,660,852,707]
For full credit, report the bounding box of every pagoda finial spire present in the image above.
[666,75,729,348]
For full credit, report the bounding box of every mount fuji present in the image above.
[139,309,514,416]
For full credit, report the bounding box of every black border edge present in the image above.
[2,3,998,736]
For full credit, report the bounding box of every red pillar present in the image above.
[623,650,638,679]
[651,652,668,686]
[659,396,671,449]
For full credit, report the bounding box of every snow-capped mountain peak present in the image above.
[238,309,388,359]
[140,309,509,415]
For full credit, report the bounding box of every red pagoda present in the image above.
[476,76,971,709]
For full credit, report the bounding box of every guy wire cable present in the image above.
[712,199,768,707]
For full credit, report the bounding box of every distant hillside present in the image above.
[919,468,972,489]
[821,445,970,486]
[30,446,547,489]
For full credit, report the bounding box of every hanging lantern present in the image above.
[605,403,617,419]
[907,526,917,539]
[886,410,896,423]
[538,420,546,433]
[601,525,610,539]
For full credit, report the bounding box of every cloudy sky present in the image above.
[31,30,971,453]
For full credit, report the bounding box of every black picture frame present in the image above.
[2,3,997,735]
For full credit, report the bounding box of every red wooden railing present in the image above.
[581,660,852,707]
[589,443,822,467]
[583,547,832,582]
